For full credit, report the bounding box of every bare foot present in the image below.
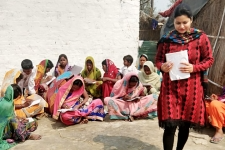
[210,128,224,144]
[128,115,134,122]
[79,118,88,124]
[28,134,42,140]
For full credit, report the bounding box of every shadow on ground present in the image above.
[93,135,161,150]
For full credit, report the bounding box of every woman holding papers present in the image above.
[1,69,47,118]
[156,4,214,150]
[104,72,158,121]
[81,56,103,98]
[0,84,41,150]
[138,61,161,95]
[53,76,105,125]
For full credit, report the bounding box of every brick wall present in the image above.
[0,0,140,86]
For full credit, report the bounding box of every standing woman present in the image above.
[156,4,214,150]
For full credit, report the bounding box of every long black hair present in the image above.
[11,84,22,99]
[73,79,83,87]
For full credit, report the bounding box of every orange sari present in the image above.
[34,59,48,91]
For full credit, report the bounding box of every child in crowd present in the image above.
[54,54,72,77]
[120,55,138,76]
[18,59,54,97]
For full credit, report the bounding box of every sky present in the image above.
[154,0,171,13]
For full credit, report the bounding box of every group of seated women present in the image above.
[0,53,163,148]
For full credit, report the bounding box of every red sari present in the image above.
[102,59,119,98]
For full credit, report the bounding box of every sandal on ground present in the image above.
[210,136,224,144]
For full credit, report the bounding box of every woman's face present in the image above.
[86,63,93,71]
[59,57,68,67]
[128,81,137,88]
[102,65,107,72]
[144,66,151,75]
[71,85,80,92]
[174,15,192,34]
[140,56,147,66]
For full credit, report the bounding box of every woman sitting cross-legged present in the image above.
[104,72,158,121]
[0,84,41,150]
[52,76,105,125]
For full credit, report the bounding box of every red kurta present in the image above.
[156,33,214,128]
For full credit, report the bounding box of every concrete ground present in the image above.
[11,116,225,150]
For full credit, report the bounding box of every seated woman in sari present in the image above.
[53,76,105,125]
[104,72,158,121]
[1,69,47,119]
[205,90,225,144]
[53,54,72,77]
[81,56,103,98]
[46,71,74,115]
[102,59,121,98]
[0,84,41,150]
[138,61,161,95]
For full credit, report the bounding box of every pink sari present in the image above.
[53,76,105,125]
[104,72,158,120]
[102,59,119,98]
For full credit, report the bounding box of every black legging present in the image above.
[163,123,190,150]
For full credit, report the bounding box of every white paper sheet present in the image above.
[45,76,56,85]
[57,108,74,113]
[29,99,41,107]
[166,50,190,81]
[70,65,83,75]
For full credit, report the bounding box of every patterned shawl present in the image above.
[158,28,203,45]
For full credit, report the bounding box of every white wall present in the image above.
[0,0,140,86]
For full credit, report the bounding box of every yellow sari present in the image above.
[0,69,21,97]
[81,56,102,98]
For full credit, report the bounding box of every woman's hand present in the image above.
[73,105,81,110]
[46,76,53,81]
[62,104,71,109]
[23,100,33,107]
[179,62,193,73]
[161,62,173,73]
[103,77,110,82]
[123,95,131,100]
